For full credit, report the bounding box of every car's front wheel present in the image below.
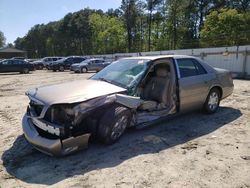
[204,88,221,114]
[22,68,29,74]
[97,105,131,144]
[59,66,64,72]
[81,67,87,73]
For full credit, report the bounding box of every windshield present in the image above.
[91,58,150,88]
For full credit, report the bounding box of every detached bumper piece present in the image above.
[22,115,90,156]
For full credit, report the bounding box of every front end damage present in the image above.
[23,87,176,156]
[23,95,118,156]
[22,115,90,156]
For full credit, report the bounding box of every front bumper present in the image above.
[22,115,90,156]
[70,66,80,72]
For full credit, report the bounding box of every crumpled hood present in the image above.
[26,79,126,105]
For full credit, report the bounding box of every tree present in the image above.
[6,43,14,48]
[13,3,250,58]
[90,13,126,54]
[200,9,250,46]
[0,31,6,47]
[146,0,162,51]
[120,0,140,52]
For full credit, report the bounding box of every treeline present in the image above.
[15,0,250,58]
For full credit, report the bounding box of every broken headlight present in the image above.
[49,104,77,125]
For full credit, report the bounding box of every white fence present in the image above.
[92,45,250,78]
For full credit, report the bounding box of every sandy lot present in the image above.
[0,70,249,188]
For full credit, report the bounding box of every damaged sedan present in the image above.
[22,55,234,156]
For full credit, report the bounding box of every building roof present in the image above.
[0,47,25,53]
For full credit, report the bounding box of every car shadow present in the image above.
[1,107,242,185]
[0,72,34,76]
[0,73,22,76]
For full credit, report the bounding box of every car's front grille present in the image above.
[34,124,60,139]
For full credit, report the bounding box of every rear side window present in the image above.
[9,60,16,65]
[194,60,207,75]
[95,60,104,63]
[73,58,84,63]
[13,60,23,65]
[177,58,207,78]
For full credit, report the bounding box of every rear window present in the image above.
[177,58,207,78]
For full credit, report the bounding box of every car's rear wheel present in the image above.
[81,67,87,73]
[22,68,29,74]
[97,105,131,144]
[204,88,221,114]
[59,66,64,72]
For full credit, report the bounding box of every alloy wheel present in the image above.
[208,91,219,111]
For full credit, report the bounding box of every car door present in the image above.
[177,58,211,112]
[86,60,95,71]
[64,58,74,69]
[96,60,106,71]
[91,60,101,71]
[2,60,16,72]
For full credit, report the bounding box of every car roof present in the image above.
[6,59,26,62]
[122,55,197,61]
[88,58,104,61]
[67,56,85,58]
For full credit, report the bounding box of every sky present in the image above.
[0,0,121,44]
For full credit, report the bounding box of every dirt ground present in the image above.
[0,70,249,188]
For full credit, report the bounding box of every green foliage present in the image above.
[0,31,6,47]
[14,1,250,58]
[201,9,250,46]
[90,13,126,54]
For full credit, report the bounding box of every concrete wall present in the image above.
[92,45,250,78]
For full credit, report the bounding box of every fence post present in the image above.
[242,48,248,78]
[200,52,205,60]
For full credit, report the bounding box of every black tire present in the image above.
[53,69,56,72]
[59,66,64,72]
[38,65,43,70]
[97,105,131,144]
[81,67,88,73]
[204,88,221,114]
[22,68,29,74]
